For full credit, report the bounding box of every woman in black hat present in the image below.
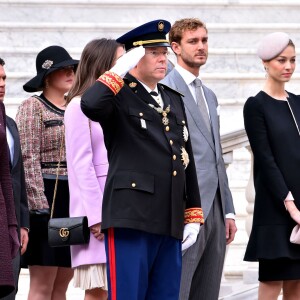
[15,45,78,299]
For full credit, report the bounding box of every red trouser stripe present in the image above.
[108,228,117,300]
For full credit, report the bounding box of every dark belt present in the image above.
[41,161,67,169]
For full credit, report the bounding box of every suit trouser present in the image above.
[105,228,181,300]
[180,190,226,300]
[0,252,20,300]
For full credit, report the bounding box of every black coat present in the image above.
[244,91,300,261]
[6,116,30,232]
[81,73,201,240]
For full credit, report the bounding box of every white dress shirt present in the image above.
[6,126,14,164]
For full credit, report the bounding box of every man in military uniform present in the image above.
[81,20,203,300]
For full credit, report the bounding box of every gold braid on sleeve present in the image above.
[97,71,124,95]
[184,207,204,224]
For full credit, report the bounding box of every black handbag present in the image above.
[48,216,90,247]
[46,116,90,247]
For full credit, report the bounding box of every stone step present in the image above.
[1,22,300,48]
[1,0,300,24]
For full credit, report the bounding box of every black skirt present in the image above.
[21,178,71,268]
[259,258,300,281]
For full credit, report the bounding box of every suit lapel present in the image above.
[6,116,20,168]
[203,87,221,159]
[171,70,215,152]
[158,85,171,109]
[125,73,160,108]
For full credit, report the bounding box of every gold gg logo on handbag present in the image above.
[59,228,70,239]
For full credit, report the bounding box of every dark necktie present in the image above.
[149,91,163,107]
[150,91,158,97]
[194,78,211,133]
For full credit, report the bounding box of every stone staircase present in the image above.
[2,1,299,298]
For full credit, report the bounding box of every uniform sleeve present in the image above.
[16,98,48,210]
[244,96,289,202]
[65,100,104,226]
[81,71,124,122]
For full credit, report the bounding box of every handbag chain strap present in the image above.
[50,131,64,219]
[287,98,300,136]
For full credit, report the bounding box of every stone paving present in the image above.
[16,269,84,300]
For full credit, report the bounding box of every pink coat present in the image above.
[64,98,108,268]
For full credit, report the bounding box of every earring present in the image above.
[45,79,49,89]
[264,66,269,78]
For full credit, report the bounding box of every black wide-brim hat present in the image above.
[23,45,79,93]
[116,19,171,51]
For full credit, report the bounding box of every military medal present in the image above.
[181,147,190,169]
[183,125,189,142]
[148,104,170,125]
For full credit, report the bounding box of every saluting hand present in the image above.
[110,46,145,78]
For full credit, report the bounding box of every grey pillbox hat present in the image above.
[257,32,290,61]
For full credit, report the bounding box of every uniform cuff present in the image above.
[97,71,124,95]
[184,208,204,224]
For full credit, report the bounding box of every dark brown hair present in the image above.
[66,38,122,103]
[169,18,207,44]
[0,57,5,66]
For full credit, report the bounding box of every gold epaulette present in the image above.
[184,207,204,224]
[97,71,124,95]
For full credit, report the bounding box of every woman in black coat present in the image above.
[0,101,20,297]
[244,32,300,300]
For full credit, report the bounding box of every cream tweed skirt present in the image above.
[73,264,108,291]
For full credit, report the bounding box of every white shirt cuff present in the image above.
[226,213,235,220]
[285,191,294,201]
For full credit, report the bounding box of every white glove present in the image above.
[182,223,200,252]
[110,46,145,78]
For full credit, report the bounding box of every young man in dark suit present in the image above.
[0,57,30,300]
[81,20,204,300]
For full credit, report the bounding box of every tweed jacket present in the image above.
[0,102,19,297]
[16,95,67,211]
[81,72,202,240]
[65,98,107,267]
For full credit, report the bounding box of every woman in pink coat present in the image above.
[65,38,124,300]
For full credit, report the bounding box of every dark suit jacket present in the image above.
[6,115,30,232]
[81,73,201,240]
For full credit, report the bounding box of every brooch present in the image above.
[181,147,190,169]
[42,60,53,69]
[183,125,189,142]
[148,104,171,125]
